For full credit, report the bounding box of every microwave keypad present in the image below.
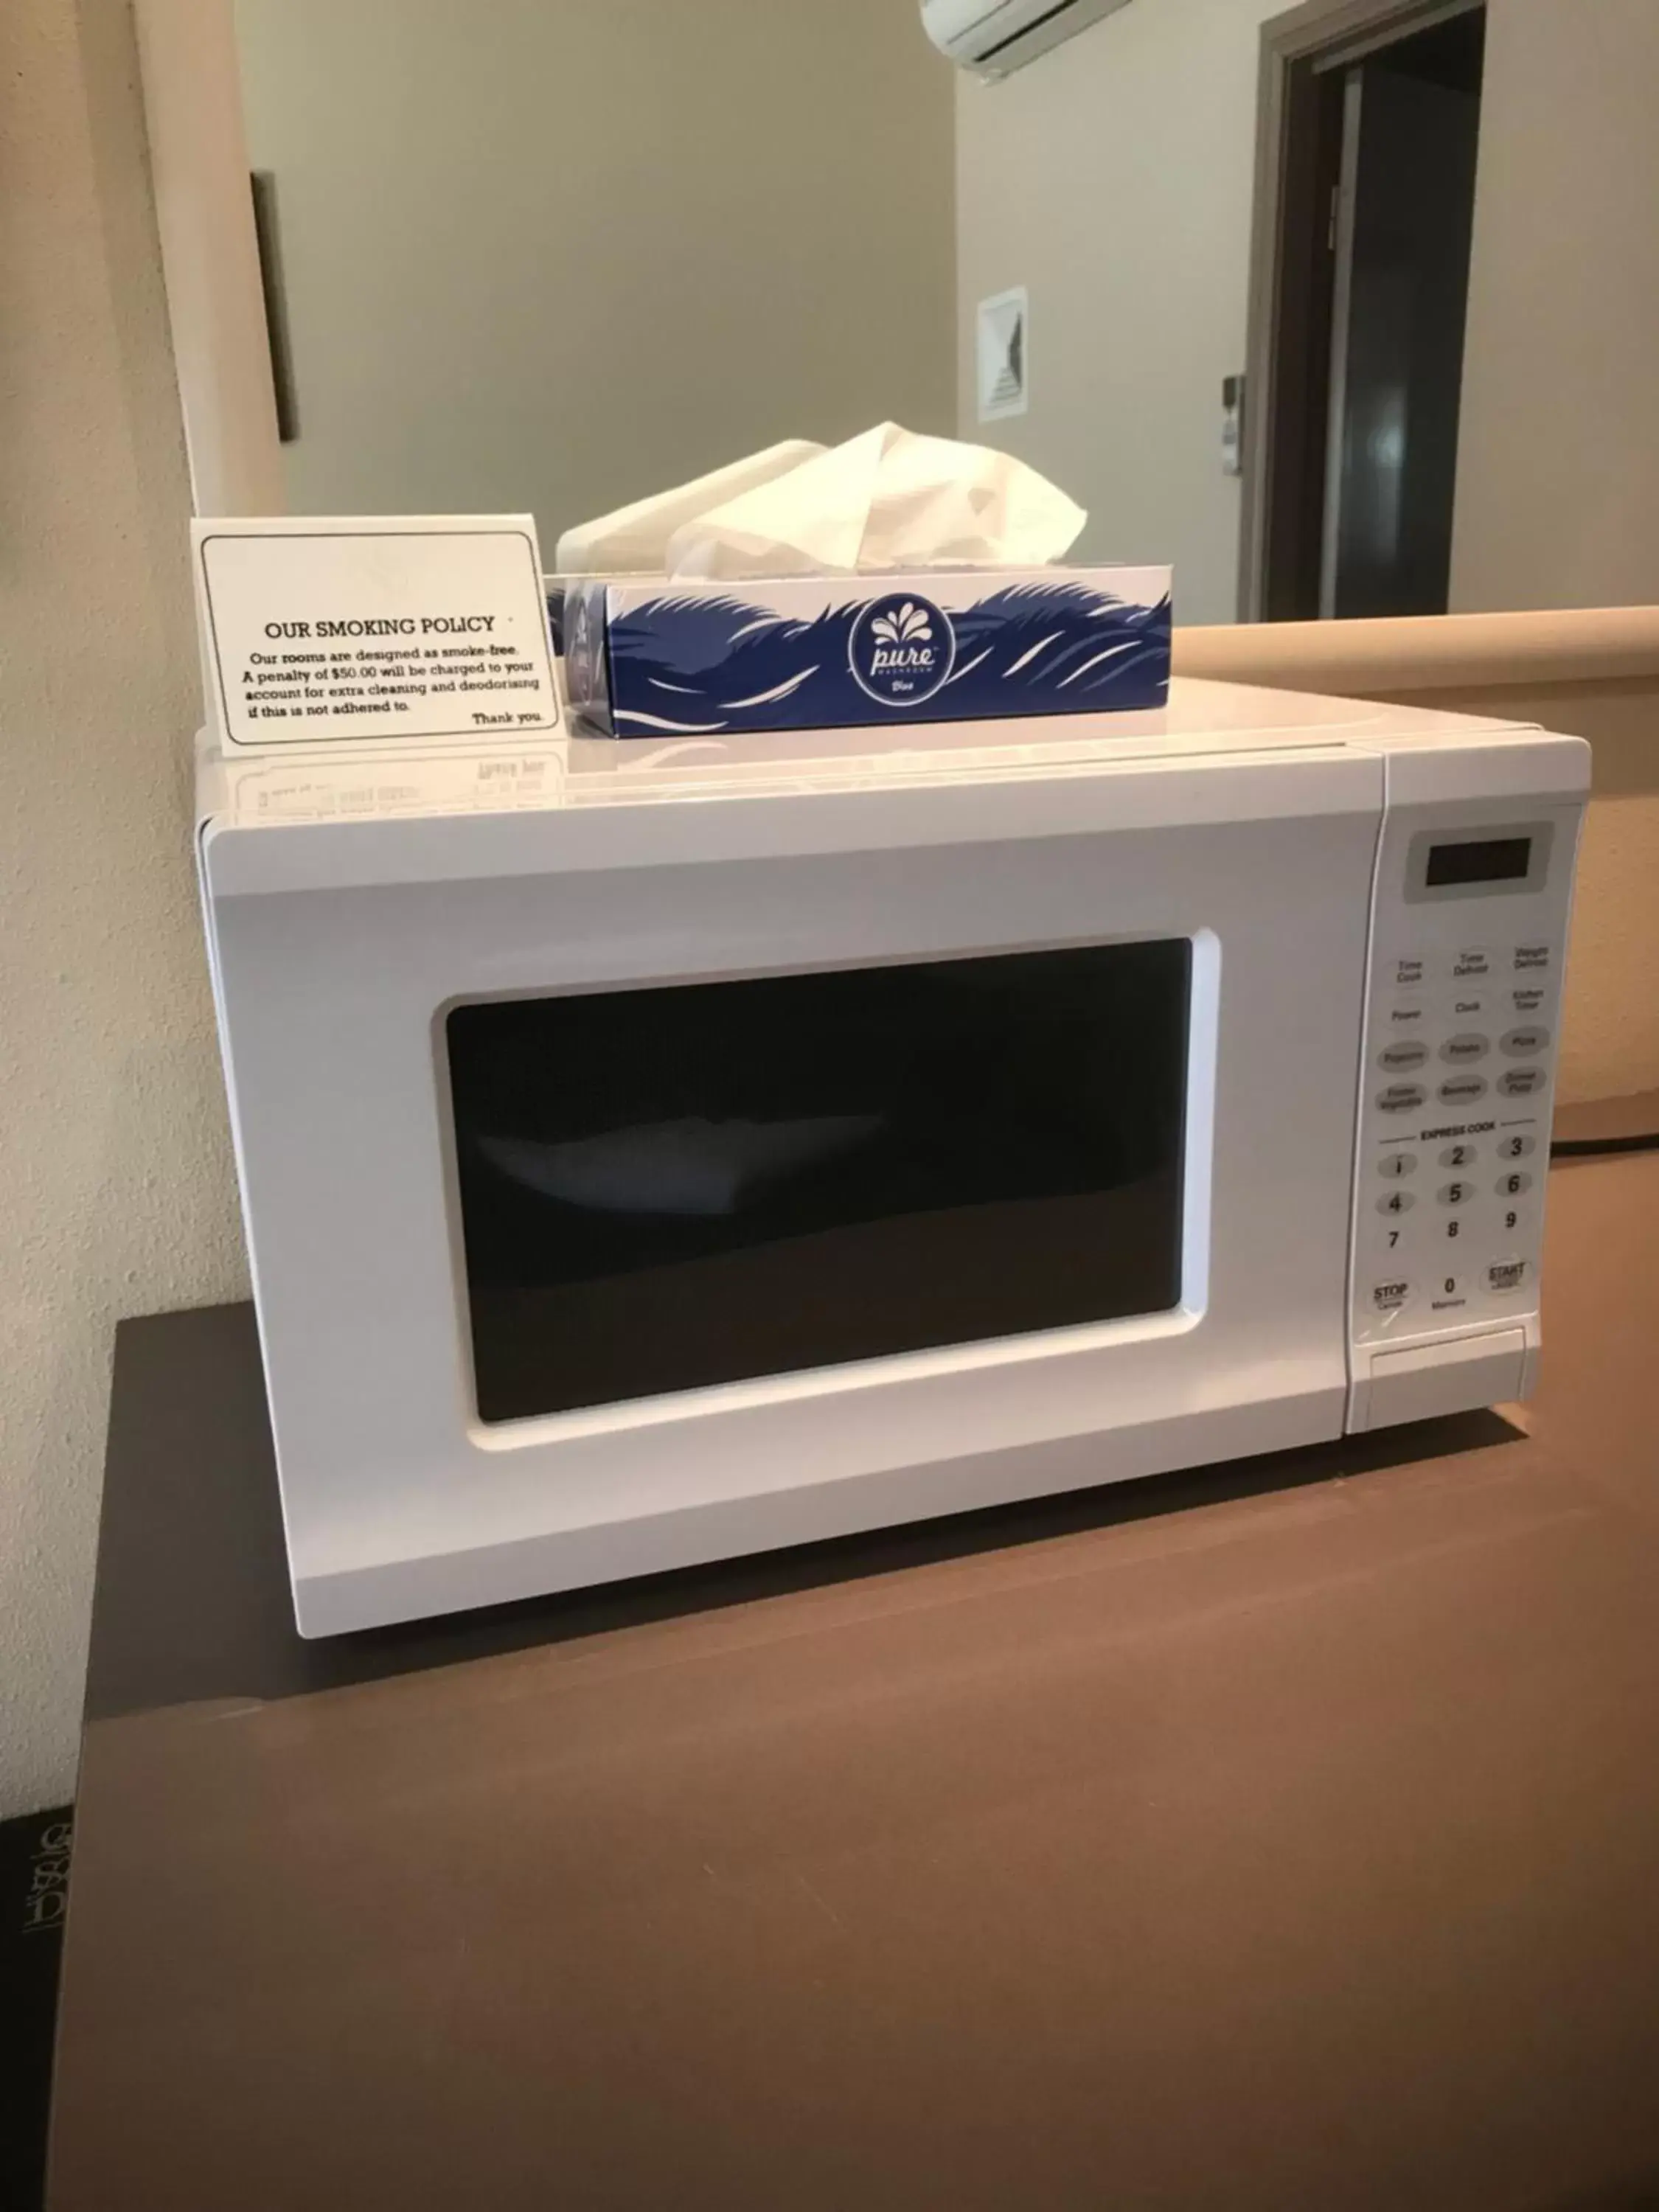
[1358,935,1559,1340]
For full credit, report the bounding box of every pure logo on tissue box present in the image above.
[849,594,956,705]
[565,567,1172,740]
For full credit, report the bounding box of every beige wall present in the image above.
[234,0,957,547]
[959,0,1659,627]
[0,0,246,1815]
[1450,0,1659,613]
[955,0,1277,624]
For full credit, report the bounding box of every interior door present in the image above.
[1321,60,1481,617]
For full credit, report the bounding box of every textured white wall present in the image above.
[0,0,246,1817]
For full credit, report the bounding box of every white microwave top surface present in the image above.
[198,677,1545,830]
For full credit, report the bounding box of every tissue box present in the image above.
[561,566,1171,740]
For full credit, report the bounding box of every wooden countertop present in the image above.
[49,1155,1659,2211]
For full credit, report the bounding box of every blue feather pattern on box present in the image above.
[586,580,1170,736]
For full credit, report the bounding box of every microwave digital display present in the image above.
[447,939,1191,1423]
[1425,836,1532,888]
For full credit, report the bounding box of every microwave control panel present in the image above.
[1352,805,1576,1353]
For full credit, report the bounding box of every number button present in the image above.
[1377,1190,1416,1215]
[1438,1181,1475,1206]
[1379,1152,1418,1180]
[1439,1142,1478,1169]
[1498,1135,1536,1161]
[1496,1171,1533,1199]
[1500,1026,1550,1058]
[1498,1066,1546,1099]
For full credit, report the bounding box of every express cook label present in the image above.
[192,517,561,750]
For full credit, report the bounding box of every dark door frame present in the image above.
[1237,0,1485,622]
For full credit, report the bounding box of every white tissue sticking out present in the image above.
[663,422,1087,581]
[554,439,826,576]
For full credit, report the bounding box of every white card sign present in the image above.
[192,515,562,751]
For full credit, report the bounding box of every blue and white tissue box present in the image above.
[560,566,1172,739]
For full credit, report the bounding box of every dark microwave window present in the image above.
[1425,836,1532,888]
[447,940,1191,1424]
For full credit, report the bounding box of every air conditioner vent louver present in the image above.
[921,0,1135,80]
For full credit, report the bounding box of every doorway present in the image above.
[1240,0,1486,622]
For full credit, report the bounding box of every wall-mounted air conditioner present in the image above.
[921,0,1135,80]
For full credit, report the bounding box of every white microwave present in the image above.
[198,678,1587,1636]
